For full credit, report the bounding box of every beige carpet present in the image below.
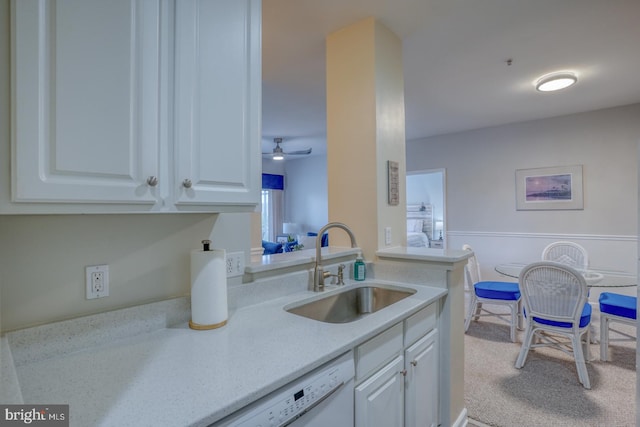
[464,310,636,427]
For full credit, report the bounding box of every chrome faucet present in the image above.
[314,222,359,292]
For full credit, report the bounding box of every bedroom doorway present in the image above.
[406,169,446,248]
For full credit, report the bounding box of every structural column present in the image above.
[326,17,406,259]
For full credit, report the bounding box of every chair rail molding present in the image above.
[446,230,637,242]
[447,230,638,287]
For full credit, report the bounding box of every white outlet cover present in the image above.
[86,264,109,299]
[226,251,245,277]
[385,227,392,245]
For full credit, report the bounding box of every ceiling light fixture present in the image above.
[535,72,578,92]
[272,145,284,160]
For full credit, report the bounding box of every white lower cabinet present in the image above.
[355,354,405,427]
[354,304,439,427]
[405,329,439,427]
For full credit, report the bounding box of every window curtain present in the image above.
[262,173,284,191]
[262,174,284,242]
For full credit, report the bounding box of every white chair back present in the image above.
[462,244,481,288]
[519,261,588,325]
[541,241,589,270]
[516,261,592,388]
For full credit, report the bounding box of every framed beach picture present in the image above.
[515,165,583,210]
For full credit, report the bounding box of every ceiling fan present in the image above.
[262,138,312,160]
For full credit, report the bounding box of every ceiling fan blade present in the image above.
[284,148,312,155]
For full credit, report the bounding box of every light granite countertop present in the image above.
[2,277,446,427]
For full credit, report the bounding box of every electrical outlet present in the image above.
[86,264,109,299]
[226,251,245,277]
[385,227,392,245]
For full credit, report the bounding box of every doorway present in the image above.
[406,169,446,247]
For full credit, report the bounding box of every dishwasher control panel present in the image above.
[220,351,354,427]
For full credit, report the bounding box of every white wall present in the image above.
[283,155,328,234]
[260,155,329,238]
[407,104,640,291]
[407,170,446,229]
[407,170,444,221]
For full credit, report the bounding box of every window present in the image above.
[261,174,284,242]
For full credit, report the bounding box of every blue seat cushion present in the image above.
[261,240,283,255]
[532,303,592,328]
[474,281,520,301]
[599,292,637,319]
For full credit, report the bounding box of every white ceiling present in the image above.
[261,0,640,158]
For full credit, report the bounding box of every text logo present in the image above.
[0,405,68,426]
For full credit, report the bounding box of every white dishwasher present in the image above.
[214,351,354,427]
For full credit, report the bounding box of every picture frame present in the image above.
[275,235,289,244]
[515,165,583,210]
[387,160,400,206]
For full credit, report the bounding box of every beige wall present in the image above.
[326,18,406,258]
[0,213,252,332]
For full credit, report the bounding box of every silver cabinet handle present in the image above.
[410,360,418,367]
[182,179,192,189]
[146,176,158,187]
[400,369,407,377]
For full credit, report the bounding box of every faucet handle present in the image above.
[337,264,346,285]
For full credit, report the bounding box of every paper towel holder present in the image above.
[189,244,228,330]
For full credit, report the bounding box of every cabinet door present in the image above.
[405,329,439,427]
[355,355,404,427]
[174,0,261,208]
[11,0,161,205]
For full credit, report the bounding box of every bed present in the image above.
[407,204,433,247]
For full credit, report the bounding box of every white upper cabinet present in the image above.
[10,0,161,207]
[5,0,261,214]
[174,0,261,208]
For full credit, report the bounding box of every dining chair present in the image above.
[463,244,521,342]
[599,292,637,361]
[515,261,592,389]
[541,240,599,343]
[541,241,589,270]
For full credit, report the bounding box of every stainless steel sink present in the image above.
[285,285,416,324]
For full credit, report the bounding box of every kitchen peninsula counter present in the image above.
[2,280,445,427]
[1,246,470,427]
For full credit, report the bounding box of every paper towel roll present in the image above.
[189,248,228,330]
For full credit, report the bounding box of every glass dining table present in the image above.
[495,263,635,345]
[495,263,636,287]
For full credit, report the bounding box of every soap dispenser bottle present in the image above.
[354,255,366,281]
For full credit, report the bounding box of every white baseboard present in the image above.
[452,407,469,427]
